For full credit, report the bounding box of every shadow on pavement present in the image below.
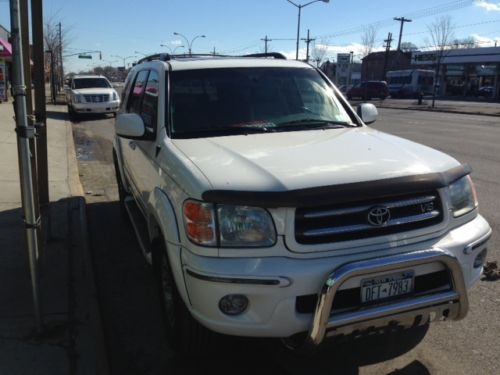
[46,110,68,121]
[86,200,430,375]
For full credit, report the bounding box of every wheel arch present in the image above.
[147,188,190,305]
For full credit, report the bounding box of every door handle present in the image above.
[128,141,136,150]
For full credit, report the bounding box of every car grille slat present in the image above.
[83,94,110,103]
[303,195,436,219]
[295,192,443,245]
[301,211,441,238]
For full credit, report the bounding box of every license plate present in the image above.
[361,271,414,303]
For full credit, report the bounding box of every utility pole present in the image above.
[301,29,315,63]
[31,0,49,206]
[10,0,43,332]
[394,17,412,51]
[382,32,393,80]
[19,0,42,233]
[212,46,216,56]
[261,35,272,54]
[58,22,64,90]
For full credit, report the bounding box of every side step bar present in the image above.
[124,196,152,264]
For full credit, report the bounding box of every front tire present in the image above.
[153,240,214,354]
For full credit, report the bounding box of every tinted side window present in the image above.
[127,70,149,113]
[140,71,159,135]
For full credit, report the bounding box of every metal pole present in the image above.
[305,29,310,62]
[10,0,43,331]
[295,5,301,60]
[31,0,49,206]
[58,22,64,90]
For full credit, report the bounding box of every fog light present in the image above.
[219,294,248,316]
[474,249,488,268]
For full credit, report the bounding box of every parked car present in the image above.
[66,75,120,120]
[476,86,494,98]
[113,53,491,355]
[347,80,389,100]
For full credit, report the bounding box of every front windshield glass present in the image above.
[73,78,111,89]
[170,67,354,138]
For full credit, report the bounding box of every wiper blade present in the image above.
[173,124,273,138]
[277,119,353,129]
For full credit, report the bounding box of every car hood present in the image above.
[72,88,116,95]
[172,127,459,192]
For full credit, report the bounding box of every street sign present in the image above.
[78,54,92,59]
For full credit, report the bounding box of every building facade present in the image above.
[361,50,412,81]
[412,46,500,99]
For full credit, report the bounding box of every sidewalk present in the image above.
[351,98,500,117]
[0,98,107,374]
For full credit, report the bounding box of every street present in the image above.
[72,108,499,375]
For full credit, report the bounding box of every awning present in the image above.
[0,38,12,59]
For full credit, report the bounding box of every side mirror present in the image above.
[115,113,145,138]
[357,103,378,124]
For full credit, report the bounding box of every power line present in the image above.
[317,0,474,40]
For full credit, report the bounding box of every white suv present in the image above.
[112,53,491,354]
[67,75,120,120]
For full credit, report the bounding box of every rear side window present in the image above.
[141,71,159,134]
[127,70,149,113]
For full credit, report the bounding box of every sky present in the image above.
[1,0,500,73]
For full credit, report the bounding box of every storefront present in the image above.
[412,46,500,99]
[0,38,12,102]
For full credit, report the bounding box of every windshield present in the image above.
[73,78,111,89]
[170,67,354,138]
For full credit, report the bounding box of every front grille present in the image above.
[295,191,443,245]
[296,270,451,314]
[83,94,109,103]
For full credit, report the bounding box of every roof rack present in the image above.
[135,51,287,65]
[136,53,171,64]
[241,52,287,60]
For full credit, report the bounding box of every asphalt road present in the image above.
[71,108,499,375]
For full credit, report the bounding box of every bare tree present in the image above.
[360,25,378,57]
[427,15,455,107]
[400,42,419,53]
[44,15,72,91]
[452,37,477,49]
[311,40,328,67]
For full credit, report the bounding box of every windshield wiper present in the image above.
[173,125,273,138]
[276,119,353,130]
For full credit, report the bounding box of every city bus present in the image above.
[386,69,435,98]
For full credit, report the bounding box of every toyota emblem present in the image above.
[367,206,391,226]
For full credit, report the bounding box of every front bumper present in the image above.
[181,215,491,342]
[72,100,120,114]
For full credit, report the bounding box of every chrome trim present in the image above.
[185,269,292,287]
[302,211,441,237]
[464,228,492,255]
[303,195,436,219]
[306,249,468,347]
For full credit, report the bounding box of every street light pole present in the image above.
[285,0,329,60]
[173,32,206,56]
[160,44,185,54]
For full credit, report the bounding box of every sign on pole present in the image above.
[78,54,92,59]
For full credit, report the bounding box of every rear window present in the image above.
[73,78,111,89]
[170,67,353,138]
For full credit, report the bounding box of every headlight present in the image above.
[73,94,83,103]
[112,91,118,101]
[449,175,478,217]
[217,205,276,247]
[183,200,276,248]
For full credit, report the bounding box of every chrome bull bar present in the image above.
[307,249,468,347]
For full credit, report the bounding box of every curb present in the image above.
[72,196,109,375]
[375,105,500,118]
